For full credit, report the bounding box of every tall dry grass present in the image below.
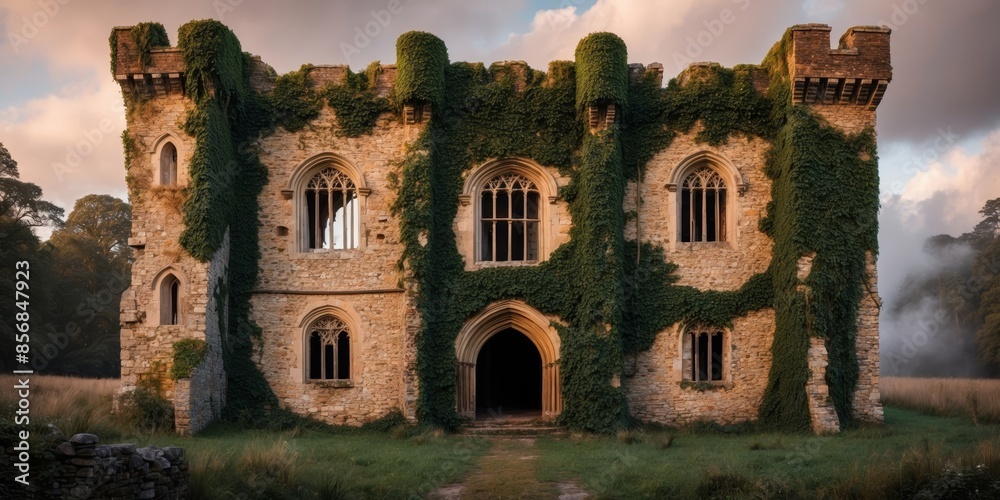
[881,377,1000,423]
[0,374,121,436]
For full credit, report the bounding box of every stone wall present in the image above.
[854,251,883,422]
[46,433,189,499]
[117,85,227,433]
[118,90,215,401]
[115,22,889,433]
[248,103,417,425]
[626,309,776,426]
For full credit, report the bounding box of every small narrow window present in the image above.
[160,142,178,186]
[680,167,727,242]
[304,167,359,250]
[160,274,181,325]
[170,280,179,325]
[686,328,725,382]
[307,316,351,381]
[479,173,540,262]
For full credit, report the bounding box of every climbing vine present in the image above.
[113,21,880,433]
[109,22,169,77]
[173,19,277,421]
[170,338,207,379]
[755,30,880,431]
[393,31,790,433]
[268,64,323,132]
[324,62,393,137]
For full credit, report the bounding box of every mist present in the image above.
[879,197,999,377]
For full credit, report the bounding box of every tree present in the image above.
[0,143,63,373]
[0,142,63,242]
[45,195,132,377]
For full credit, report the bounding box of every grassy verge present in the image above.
[7,375,1000,498]
[0,375,488,499]
[534,407,1000,498]
[145,424,488,499]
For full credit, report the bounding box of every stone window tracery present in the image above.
[304,167,359,250]
[479,173,540,262]
[680,166,727,242]
[307,316,351,381]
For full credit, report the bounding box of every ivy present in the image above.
[395,31,448,106]
[170,338,207,379]
[268,64,322,132]
[324,62,393,137]
[114,23,880,434]
[174,20,277,423]
[109,22,169,77]
[574,32,629,111]
[756,29,880,431]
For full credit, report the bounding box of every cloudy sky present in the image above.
[2,0,999,338]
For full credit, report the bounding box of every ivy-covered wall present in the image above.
[114,21,886,434]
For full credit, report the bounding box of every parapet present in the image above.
[788,24,892,109]
[112,26,186,96]
[111,23,891,110]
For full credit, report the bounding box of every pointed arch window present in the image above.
[479,173,540,262]
[307,316,351,380]
[680,167,727,242]
[305,167,359,250]
[160,274,181,326]
[160,142,178,186]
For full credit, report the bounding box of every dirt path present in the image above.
[429,437,588,499]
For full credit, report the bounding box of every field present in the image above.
[3,375,1000,498]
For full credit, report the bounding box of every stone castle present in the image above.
[114,23,889,434]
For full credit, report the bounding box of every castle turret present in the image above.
[788,24,891,109]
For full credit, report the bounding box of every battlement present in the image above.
[112,23,890,108]
[787,24,892,109]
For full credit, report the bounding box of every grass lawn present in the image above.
[141,424,490,499]
[533,407,1000,498]
[6,376,1000,498]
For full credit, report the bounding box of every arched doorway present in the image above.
[455,300,562,421]
[475,328,542,418]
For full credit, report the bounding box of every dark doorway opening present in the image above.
[475,328,542,419]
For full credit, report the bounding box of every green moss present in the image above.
[170,338,207,379]
[395,31,448,106]
[574,32,629,110]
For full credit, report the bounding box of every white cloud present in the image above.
[499,0,699,67]
[1,77,127,212]
[893,129,1000,231]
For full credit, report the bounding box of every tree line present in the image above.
[888,197,1000,376]
[1,142,130,378]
